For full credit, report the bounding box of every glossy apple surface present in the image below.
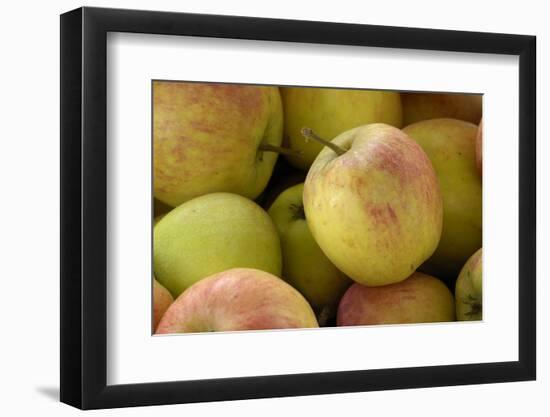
[337,272,455,326]
[154,82,283,206]
[154,193,282,297]
[281,87,402,170]
[156,268,318,333]
[304,123,442,287]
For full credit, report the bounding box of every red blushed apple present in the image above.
[337,272,455,326]
[476,119,483,176]
[156,268,319,334]
[153,279,173,331]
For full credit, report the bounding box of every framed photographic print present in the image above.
[60,6,536,410]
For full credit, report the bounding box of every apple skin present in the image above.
[281,87,402,171]
[304,123,443,287]
[154,81,283,207]
[153,214,166,226]
[476,119,483,176]
[337,272,455,326]
[153,279,174,331]
[156,268,319,333]
[401,93,482,126]
[455,248,482,321]
[268,183,351,321]
[403,119,482,283]
[154,193,282,297]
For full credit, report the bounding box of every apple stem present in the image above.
[301,127,346,156]
[258,143,302,156]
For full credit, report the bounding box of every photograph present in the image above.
[152,81,483,334]
[1,0,546,413]
[56,5,537,410]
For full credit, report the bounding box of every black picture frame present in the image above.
[60,6,536,410]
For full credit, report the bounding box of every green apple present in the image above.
[403,119,482,282]
[154,193,282,297]
[156,268,318,333]
[455,248,482,321]
[153,214,166,226]
[153,279,173,331]
[476,119,483,176]
[303,123,443,287]
[154,81,283,207]
[402,92,482,125]
[268,183,351,322]
[281,87,402,171]
[337,272,455,325]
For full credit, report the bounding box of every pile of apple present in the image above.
[152,82,483,334]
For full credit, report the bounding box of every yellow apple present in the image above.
[337,272,455,325]
[153,214,166,226]
[281,87,402,171]
[303,123,443,287]
[268,183,351,323]
[154,82,283,207]
[156,268,318,333]
[402,92,482,125]
[403,118,482,282]
[154,193,282,297]
[455,248,482,321]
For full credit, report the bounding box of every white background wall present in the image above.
[0,0,546,415]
